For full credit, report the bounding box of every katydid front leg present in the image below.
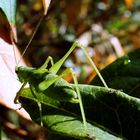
[40,56,54,69]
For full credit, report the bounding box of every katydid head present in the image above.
[15,66,34,83]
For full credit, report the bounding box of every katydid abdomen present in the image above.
[16,66,78,103]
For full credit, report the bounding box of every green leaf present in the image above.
[19,85,140,139]
[0,0,16,25]
[91,48,140,98]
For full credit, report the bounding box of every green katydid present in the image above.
[14,41,108,137]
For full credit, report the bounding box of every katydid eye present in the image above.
[15,69,18,74]
[15,66,19,74]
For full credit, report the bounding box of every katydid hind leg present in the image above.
[49,41,108,88]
